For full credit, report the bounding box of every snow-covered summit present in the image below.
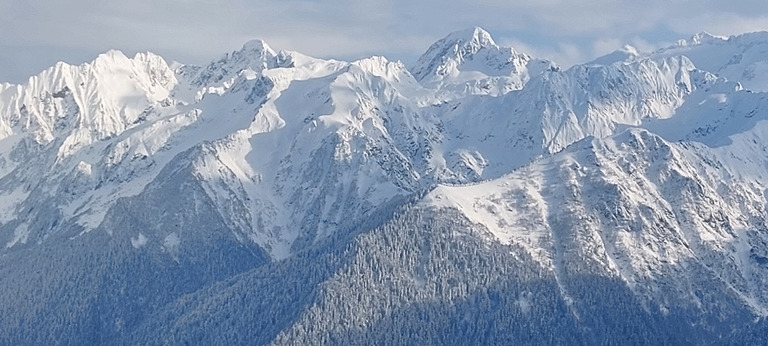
[587,45,640,66]
[410,27,556,97]
[681,31,728,46]
[443,26,498,51]
[411,27,500,80]
[177,38,282,89]
[0,49,176,148]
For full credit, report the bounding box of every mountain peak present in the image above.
[444,26,497,48]
[411,27,509,81]
[231,38,277,66]
[91,49,131,68]
[410,27,548,95]
[99,49,129,59]
[688,31,727,45]
[239,39,276,56]
[587,44,640,66]
[179,38,279,87]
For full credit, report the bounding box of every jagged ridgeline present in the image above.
[1,27,768,344]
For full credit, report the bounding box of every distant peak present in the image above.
[90,49,132,69]
[88,50,174,73]
[443,26,497,49]
[350,56,411,79]
[410,27,541,89]
[353,55,394,66]
[96,49,129,61]
[130,51,170,66]
[240,39,276,56]
[231,38,278,64]
[181,38,279,87]
[688,32,727,45]
[411,27,503,81]
[585,45,640,66]
[726,31,768,46]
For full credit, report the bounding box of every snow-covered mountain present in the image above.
[411,27,557,97]
[603,31,768,92]
[2,28,768,344]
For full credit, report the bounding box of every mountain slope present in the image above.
[426,129,768,315]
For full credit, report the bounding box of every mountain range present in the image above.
[2,27,768,344]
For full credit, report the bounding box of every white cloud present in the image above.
[0,0,767,83]
[591,39,624,59]
[667,14,768,37]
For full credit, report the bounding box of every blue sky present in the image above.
[1,0,767,83]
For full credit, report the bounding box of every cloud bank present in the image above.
[0,0,766,83]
